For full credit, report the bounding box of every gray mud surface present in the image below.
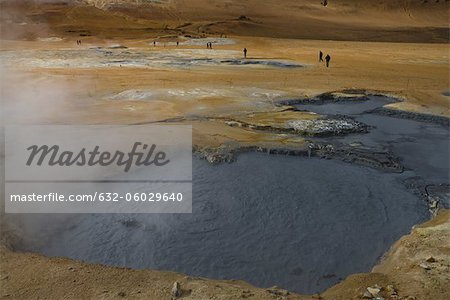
[0,48,303,70]
[296,95,449,183]
[15,155,428,294]
[12,94,449,295]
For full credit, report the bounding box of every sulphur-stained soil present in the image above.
[0,210,448,300]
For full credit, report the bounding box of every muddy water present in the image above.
[16,154,428,294]
[13,96,448,294]
[298,96,450,183]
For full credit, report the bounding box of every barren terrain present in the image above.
[0,0,449,299]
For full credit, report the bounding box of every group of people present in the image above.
[76,40,82,45]
[113,37,329,67]
[319,51,331,67]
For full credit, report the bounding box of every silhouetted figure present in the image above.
[210,42,213,49]
[319,51,323,62]
[243,48,247,59]
[207,42,210,49]
[325,54,331,67]
[176,41,179,47]
[153,41,156,47]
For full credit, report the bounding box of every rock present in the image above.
[367,285,382,296]
[419,263,431,270]
[171,281,182,298]
[362,291,373,299]
[226,121,242,127]
[386,284,398,296]
[425,256,436,263]
[266,286,289,296]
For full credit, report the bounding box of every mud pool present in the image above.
[296,96,450,183]
[0,48,304,70]
[15,154,429,294]
[10,96,449,294]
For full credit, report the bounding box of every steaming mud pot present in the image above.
[10,95,449,294]
[15,154,428,294]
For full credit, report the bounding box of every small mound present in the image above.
[286,118,368,136]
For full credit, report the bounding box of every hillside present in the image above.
[1,0,449,42]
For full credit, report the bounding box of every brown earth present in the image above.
[1,0,449,42]
[1,36,448,149]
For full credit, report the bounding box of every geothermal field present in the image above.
[0,0,449,299]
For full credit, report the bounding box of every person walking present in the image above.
[243,48,248,59]
[325,54,331,67]
[319,51,323,62]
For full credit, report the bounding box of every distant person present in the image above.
[243,48,247,59]
[176,41,179,47]
[207,42,210,49]
[210,42,213,49]
[319,51,323,62]
[325,54,331,67]
[153,41,156,47]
